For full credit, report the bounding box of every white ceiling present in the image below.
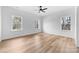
[10,6,74,16]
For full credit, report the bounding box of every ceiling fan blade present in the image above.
[41,10,46,13]
[42,8,47,10]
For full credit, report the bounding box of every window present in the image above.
[11,16,23,31]
[61,16,71,31]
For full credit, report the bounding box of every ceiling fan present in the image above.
[39,6,47,13]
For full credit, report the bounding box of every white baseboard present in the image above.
[2,32,41,41]
[77,44,79,47]
[0,39,1,42]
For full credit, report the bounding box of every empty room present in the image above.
[0,6,79,53]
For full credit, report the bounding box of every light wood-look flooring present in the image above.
[0,33,77,53]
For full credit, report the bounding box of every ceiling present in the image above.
[10,6,74,16]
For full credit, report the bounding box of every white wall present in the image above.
[77,7,79,47]
[1,7,42,40]
[0,7,1,40]
[43,7,76,39]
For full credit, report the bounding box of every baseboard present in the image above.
[0,39,1,42]
[2,32,41,41]
[77,44,79,47]
[43,32,74,39]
